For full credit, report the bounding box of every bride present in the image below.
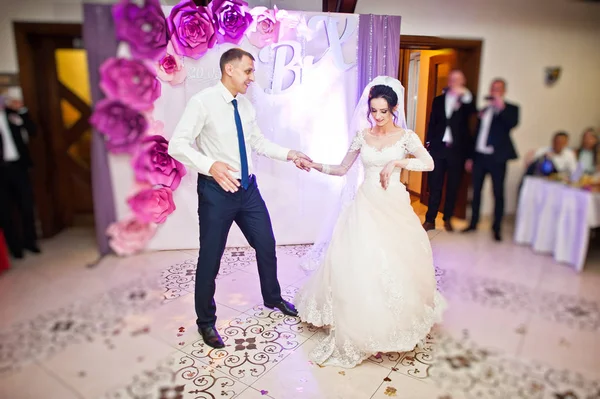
[293,76,446,368]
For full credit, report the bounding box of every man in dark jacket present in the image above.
[463,78,519,241]
[423,70,476,232]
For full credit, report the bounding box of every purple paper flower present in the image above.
[99,57,161,111]
[132,135,187,190]
[210,0,253,45]
[89,99,148,153]
[112,0,169,60]
[167,0,217,59]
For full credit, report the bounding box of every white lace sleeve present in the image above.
[319,131,363,176]
[404,131,434,172]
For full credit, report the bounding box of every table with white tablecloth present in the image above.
[514,176,600,271]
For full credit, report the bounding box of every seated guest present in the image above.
[576,128,598,174]
[526,132,578,176]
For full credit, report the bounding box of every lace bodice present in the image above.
[320,129,434,179]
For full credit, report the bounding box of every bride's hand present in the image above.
[380,161,397,190]
[380,160,407,189]
[294,157,313,171]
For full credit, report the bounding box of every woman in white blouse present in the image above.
[576,128,599,174]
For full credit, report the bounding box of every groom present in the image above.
[168,48,311,349]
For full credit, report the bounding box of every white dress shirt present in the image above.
[533,146,578,174]
[0,109,20,162]
[168,81,290,178]
[442,90,472,144]
[476,107,495,155]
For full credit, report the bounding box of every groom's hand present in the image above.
[294,158,313,171]
[288,150,312,172]
[209,161,240,193]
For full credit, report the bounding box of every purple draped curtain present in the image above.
[83,4,118,256]
[357,14,402,102]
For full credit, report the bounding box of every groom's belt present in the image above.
[199,174,255,183]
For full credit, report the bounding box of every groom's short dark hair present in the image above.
[220,48,255,72]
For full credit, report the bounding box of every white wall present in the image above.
[358,0,600,217]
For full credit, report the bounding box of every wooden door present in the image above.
[400,36,482,221]
[25,31,93,236]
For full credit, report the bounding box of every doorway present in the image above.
[399,36,482,220]
[13,22,93,238]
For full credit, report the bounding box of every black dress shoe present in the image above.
[264,300,298,317]
[462,226,477,234]
[444,221,454,232]
[198,326,225,349]
[25,245,41,254]
[493,231,502,242]
[422,222,436,232]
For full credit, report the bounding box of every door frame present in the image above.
[13,22,83,238]
[398,35,483,219]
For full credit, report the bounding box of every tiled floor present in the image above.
[1,214,599,398]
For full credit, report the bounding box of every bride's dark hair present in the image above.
[367,84,398,125]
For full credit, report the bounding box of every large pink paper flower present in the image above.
[127,187,176,224]
[112,0,169,60]
[99,57,161,111]
[106,216,157,256]
[210,0,253,45]
[157,42,186,85]
[167,0,217,59]
[133,135,187,190]
[246,6,284,48]
[89,99,148,154]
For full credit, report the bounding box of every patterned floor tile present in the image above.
[392,329,600,399]
[441,271,536,313]
[277,245,312,258]
[101,351,249,399]
[244,286,318,339]
[0,275,164,375]
[180,315,308,385]
[536,292,600,331]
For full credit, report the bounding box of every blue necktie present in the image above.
[231,99,249,190]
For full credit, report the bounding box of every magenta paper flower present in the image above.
[127,187,176,224]
[106,216,157,256]
[99,57,161,111]
[246,6,284,48]
[167,0,217,59]
[89,99,148,153]
[133,135,187,190]
[157,42,186,85]
[112,0,169,60]
[210,0,253,45]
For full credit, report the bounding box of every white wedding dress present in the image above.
[295,128,447,368]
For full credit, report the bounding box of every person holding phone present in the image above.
[463,78,519,242]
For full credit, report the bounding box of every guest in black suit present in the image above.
[463,79,519,241]
[0,89,40,258]
[423,70,476,232]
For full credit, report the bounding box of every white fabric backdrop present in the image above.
[108,9,359,250]
[514,176,600,271]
